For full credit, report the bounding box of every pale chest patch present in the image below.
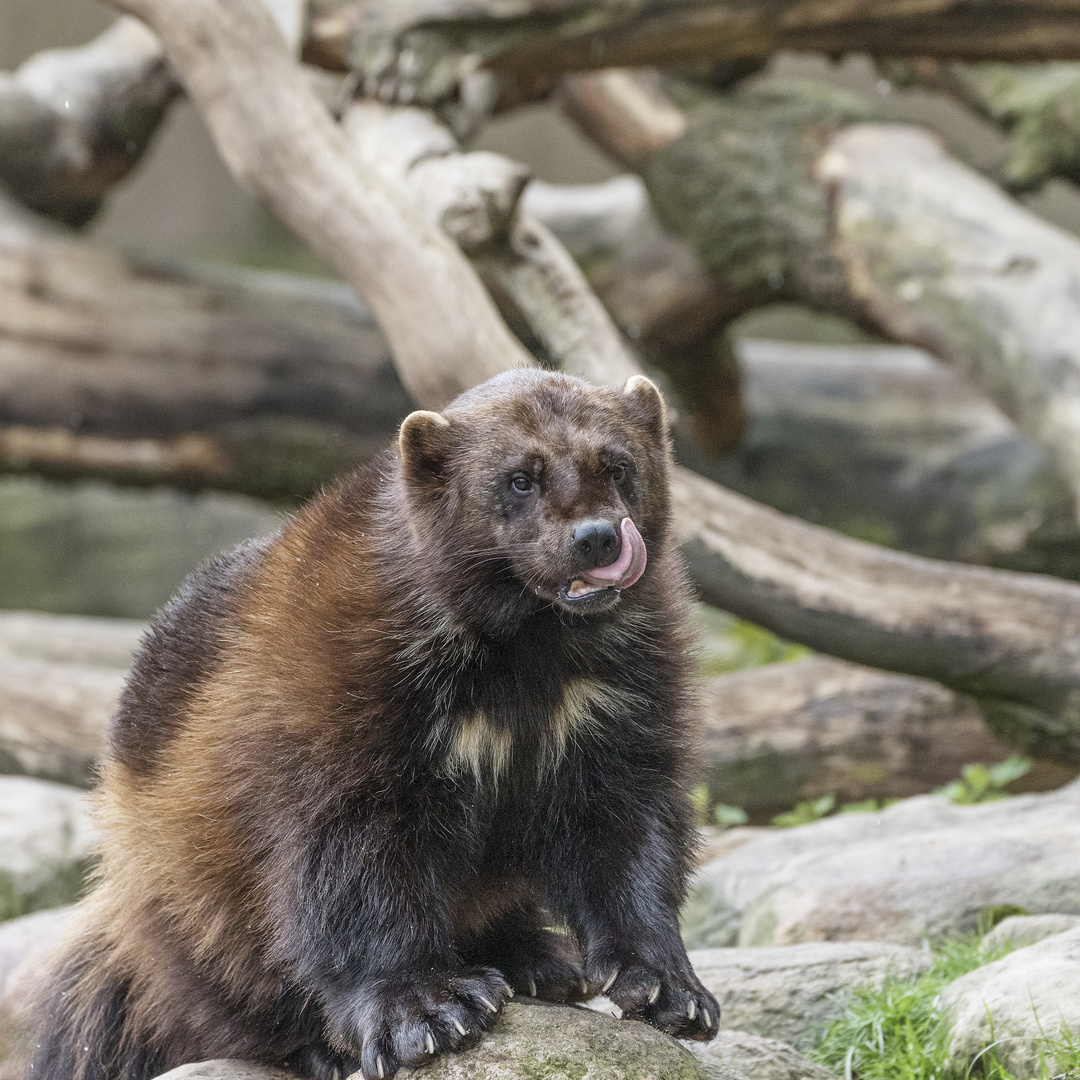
[434,677,643,785]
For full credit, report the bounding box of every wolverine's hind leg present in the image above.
[461,901,586,1004]
[26,946,165,1080]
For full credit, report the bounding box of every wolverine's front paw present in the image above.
[499,929,587,1004]
[340,967,512,1080]
[589,958,720,1041]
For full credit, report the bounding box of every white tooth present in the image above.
[425,1032,435,1055]
[687,1000,697,1020]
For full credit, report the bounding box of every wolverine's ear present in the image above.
[399,410,452,488]
[622,375,667,439]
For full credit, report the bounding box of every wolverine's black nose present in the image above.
[572,519,620,569]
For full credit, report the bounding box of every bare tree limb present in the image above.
[339,97,645,387]
[0,18,178,226]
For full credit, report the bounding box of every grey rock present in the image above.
[152,1064,295,1080]
[941,926,1080,1077]
[346,1001,708,1080]
[689,943,929,1048]
[690,1030,836,1080]
[0,611,141,787]
[684,781,1080,947]
[0,905,74,992]
[0,907,78,1080]
[980,912,1080,953]
[0,777,94,919]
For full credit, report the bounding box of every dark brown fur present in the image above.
[27,369,719,1080]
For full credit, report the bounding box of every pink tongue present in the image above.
[582,517,647,591]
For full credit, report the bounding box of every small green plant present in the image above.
[772,794,836,827]
[688,785,750,830]
[713,803,749,829]
[935,757,1032,805]
[695,605,810,677]
[810,935,1080,1080]
[689,784,711,826]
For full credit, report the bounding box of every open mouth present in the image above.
[563,578,617,602]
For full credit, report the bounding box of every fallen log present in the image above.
[699,656,1077,820]
[0,199,408,498]
[696,340,1080,581]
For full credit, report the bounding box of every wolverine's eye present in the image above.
[611,463,629,484]
[510,473,534,494]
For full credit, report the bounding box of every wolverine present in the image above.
[28,369,720,1080]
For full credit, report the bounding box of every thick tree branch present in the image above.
[674,467,1080,761]
[305,0,1080,106]
[0,18,178,226]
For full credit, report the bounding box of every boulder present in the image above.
[0,905,74,991]
[345,1002,709,1080]
[152,1064,295,1080]
[941,926,1080,1077]
[0,611,141,786]
[126,1004,717,1080]
[690,1029,836,1080]
[689,943,929,1048]
[0,777,94,919]
[980,912,1080,952]
[0,906,79,1080]
[684,781,1080,947]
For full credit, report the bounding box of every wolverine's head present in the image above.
[396,369,672,631]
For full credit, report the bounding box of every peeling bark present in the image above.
[563,71,1080,518]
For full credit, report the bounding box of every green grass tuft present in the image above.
[810,936,1080,1079]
